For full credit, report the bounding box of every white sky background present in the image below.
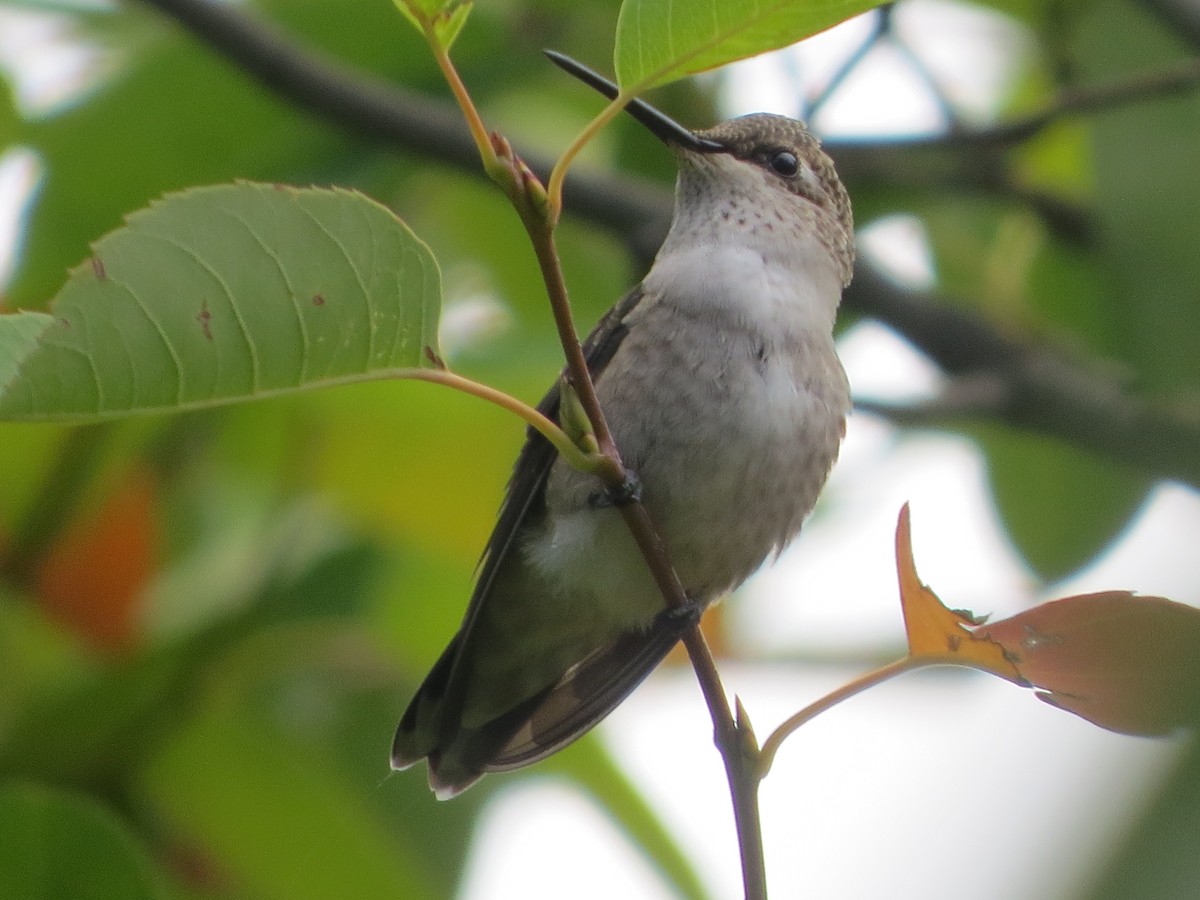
[1,2,1197,899]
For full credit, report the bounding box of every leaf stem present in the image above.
[400,368,602,474]
[423,26,498,173]
[546,93,631,218]
[520,225,622,472]
[759,656,941,779]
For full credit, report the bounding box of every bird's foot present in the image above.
[588,471,643,509]
[654,598,704,635]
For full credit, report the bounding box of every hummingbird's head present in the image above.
[545,51,854,286]
[683,114,854,286]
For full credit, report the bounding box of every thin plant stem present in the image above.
[424,28,498,172]
[546,93,630,218]
[399,368,601,473]
[758,656,974,779]
[519,222,621,473]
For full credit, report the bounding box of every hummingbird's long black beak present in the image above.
[544,50,724,153]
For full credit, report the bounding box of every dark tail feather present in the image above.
[396,611,690,798]
[392,632,555,798]
[486,616,685,770]
[424,688,555,799]
[391,637,461,770]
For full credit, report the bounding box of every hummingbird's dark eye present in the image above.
[768,150,799,177]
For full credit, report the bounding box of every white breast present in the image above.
[523,238,850,634]
[642,236,843,340]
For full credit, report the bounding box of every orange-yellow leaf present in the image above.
[896,504,1023,682]
[976,592,1200,735]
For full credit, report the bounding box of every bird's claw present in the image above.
[655,599,704,634]
[588,471,643,509]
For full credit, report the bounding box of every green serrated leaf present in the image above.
[0,184,442,421]
[9,0,422,309]
[0,312,54,395]
[615,0,886,91]
[392,0,473,49]
[436,1,473,49]
[0,781,161,900]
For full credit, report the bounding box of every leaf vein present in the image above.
[110,273,183,408]
[223,204,310,385]
[297,199,375,370]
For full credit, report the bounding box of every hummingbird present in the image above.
[392,52,854,798]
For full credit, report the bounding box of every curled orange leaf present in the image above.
[976,591,1200,736]
[896,504,1024,683]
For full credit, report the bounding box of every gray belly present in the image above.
[525,303,848,632]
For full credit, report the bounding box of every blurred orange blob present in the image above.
[35,469,158,655]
